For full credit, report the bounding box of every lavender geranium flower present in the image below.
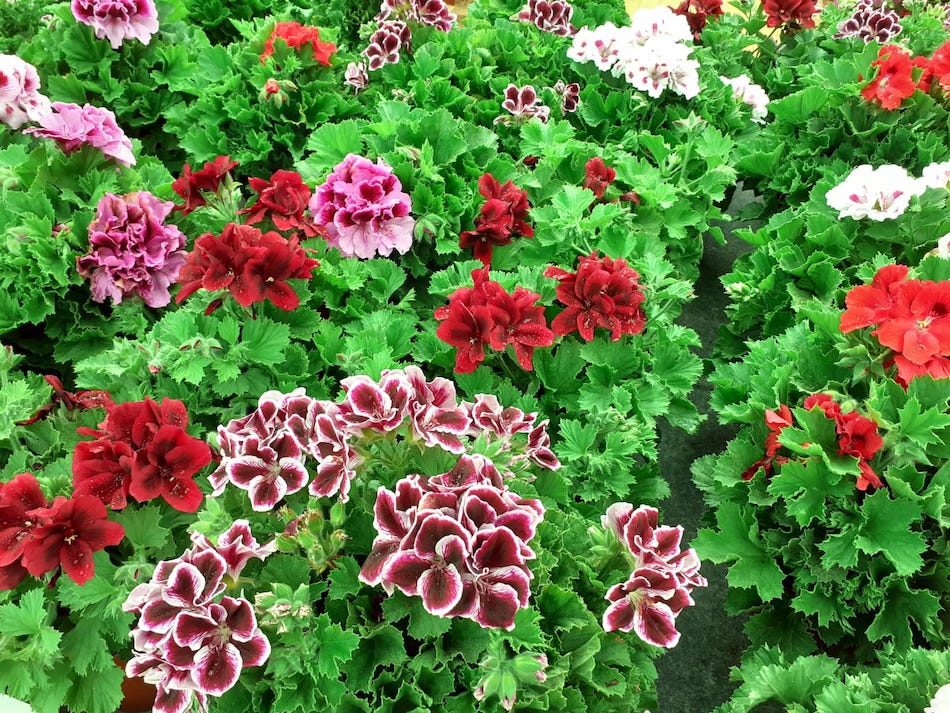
[71,0,160,49]
[24,102,135,166]
[310,153,415,259]
[76,191,187,307]
[0,54,51,129]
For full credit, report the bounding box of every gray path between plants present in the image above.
[653,206,755,713]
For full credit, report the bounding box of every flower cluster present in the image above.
[860,41,950,110]
[0,473,125,589]
[495,84,550,125]
[310,153,415,259]
[76,192,187,308]
[825,163,925,220]
[260,21,337,65]
[515,0,576,37]
[552,79,580,113]
[763,0,818,30]
[672,0,724,41]
[24,102,135,166]
[582,157,616,200]
[71,0,160,49]
[239,169,321,236]
[0,54,51,129]
[175,223,319,312]
[436,267,554,373]
[567,8,700,99]
[123,522,273,713]
[362,21,410,70]
[544,252,647,342]
[720,74,770,123]
[210,367,559,510]
[841,264,950,387]
[601,504,706,648]
[73,397,212,512]
[834,0,902,43]
[742,395,884,490]
[171,155,238,215]
[376,0,456,32]
[359,454,545,630]
[459,173,533,265]
[922,160,950,191]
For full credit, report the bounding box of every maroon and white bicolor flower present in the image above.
[190,519,277,580]
[496,84,550,125]
[602,567,692,648]
[339,372,412,434]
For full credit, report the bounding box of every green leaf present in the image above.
[309,615,360,679]
[240,317,290,365]
[768,458,850,526]
[0,588,60,655]
[111,505,170,552]
[866,578,941,650]
[407,597,453,639]
[61,618,112,675]
[62,663,124,713]
[345,624,407,692]
[854,490,926,576]
[303,121,367,177]
[768,87,829,124]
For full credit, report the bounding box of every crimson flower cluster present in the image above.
[861,41,950,110]
[672,0,724,41]
[516,0,577,37]
[123,522,273,713]
[259,21,337,65]
[211,367,559,511]
[763,0,818,30]
[175,223,319,313]
[171,155,238,216]
[359,454,545,630]
[601,504,706,648]
[238,169,322,237]
[544,252,647,342]
[459,173,534,265]
[435,267,554,373]
[742,395,884,490]
[73,397,212,513]
[0,473,125,589]
[841,264,950,386]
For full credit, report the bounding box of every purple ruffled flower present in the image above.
[24,102,136,167]
[76,192,187,307]
[71,0,160,49]
[309,154,415,259]
[0,54,51,129]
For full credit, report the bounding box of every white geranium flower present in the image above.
[721,74,770,123]
[922,161,950,191]
[926,684,950,713]
[628,6,693,44]
[825,164,925,221]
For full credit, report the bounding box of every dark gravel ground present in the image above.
[653,209,756,713]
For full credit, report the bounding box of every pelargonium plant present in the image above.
[70,0,160,49]
[0,53,50,129]
[23,101,135,166]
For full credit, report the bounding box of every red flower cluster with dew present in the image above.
[862,45,920,110]
[582,157,616,200]
[763,0,817,30]
[238,169,321,236]
[16,374,113,426]
[840,264,950,386]
[260,21,337,65]
[73,397,212,513]
[803,394,884,490]
[0,473,124,588]
[175,223,319,313]
[459,174,534,265]
[671,0,724,41]
[172,156,238,216]
[544,252,646,342]
[435,267,553,373]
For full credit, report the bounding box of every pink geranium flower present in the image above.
[0,54,51,129]
[24,102,135,166]
[71,0,160,49]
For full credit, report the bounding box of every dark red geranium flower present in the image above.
[459,174,533,265]
[21,495,124,585]
[544,252,646,342]
[88,396,189,447]
[16,375,113,427]
[238,170,320,235]
[740,404,792,481]
[172,156,238,216]
[72,439,136,510]
[130,425,211,513]
[175,223,319,312]
[582,157,616,200]
[260,21,337,65]
[763,0,817,29]
[0,473,50,590]
[861,45,918,110]
[483,284,554,371]
[672,0,724,41]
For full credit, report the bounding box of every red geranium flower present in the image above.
[544,252,646,342]
[459,174,533,265]
[873,279,950,366]
[238,169,320,235]
[861,45,918,110]
[20,495,124,585]
[839,264,909,334]
[740,404,792,481]
[175,223,319,312]
[172,156,238,216]
[129,425,211,513]
[16,375,113,427]
[763,0,817,29]
[582,157,616,200]
[72,439,136,510]
[260,21,337,65]
[672,0,724,41]
[929,40,950,93]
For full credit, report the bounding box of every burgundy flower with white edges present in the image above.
[496,84,550,125]
[402,366,473,453]
[339,372,413,434]
[189,520,277,581]
[363,21,411,70]
[516,0,577,36]
[224,432,308,512]
[553,80,581,113]
[602,567,689,647]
